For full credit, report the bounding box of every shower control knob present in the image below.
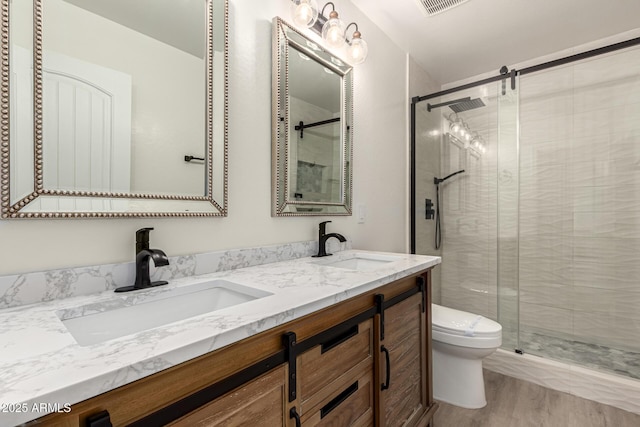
[425,199,435,220]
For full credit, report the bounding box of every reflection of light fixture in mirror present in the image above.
[298,52,311,61]
[462,124,471,140]
[306,40,320,51]
[449,114,462,133]
[447,114,486,156]
[331,57,344,67]
[323,67,335,74]
[470,132,480,147]
[470,133,486,154]
[345,23,368,65]
[291,0,319,28]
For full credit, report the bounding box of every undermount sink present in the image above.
[59,280,272,346]
[313,253,402,271]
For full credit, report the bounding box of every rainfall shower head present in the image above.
[449,98,485,113]
[426,97,485,113]
[434,169,465,185]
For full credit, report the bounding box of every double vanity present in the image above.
[0,247,440,426]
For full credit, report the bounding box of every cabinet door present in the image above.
[378,293,427,427]
[169,365,288,427]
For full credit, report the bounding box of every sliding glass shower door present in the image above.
[413,40,640,381]
[413,79,520,350]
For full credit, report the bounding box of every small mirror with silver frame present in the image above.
[1,0,228,218]
[272,17,353,216]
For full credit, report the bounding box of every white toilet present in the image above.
[431,303,502,409]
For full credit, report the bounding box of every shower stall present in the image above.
[411,36,640,388]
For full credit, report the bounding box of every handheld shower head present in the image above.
[434,169,465,185]
[433,169,466,250]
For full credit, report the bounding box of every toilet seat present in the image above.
[432,304,502,348]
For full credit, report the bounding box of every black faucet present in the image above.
[313,221,346,257]
[115,228,170,293]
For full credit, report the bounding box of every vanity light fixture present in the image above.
[292,0,319,28]
[289,0,368,64]
[320,3,346,49]
[345,23,368,65]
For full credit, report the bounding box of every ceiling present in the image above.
[351,0,640,85]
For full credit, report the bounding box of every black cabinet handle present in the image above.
[321,324,358,354]
[320,381,359,419]
[381,345,391,391]
[86,410,112,427]
[290,407,301,427]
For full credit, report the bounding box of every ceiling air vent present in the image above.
[415,0,471,16]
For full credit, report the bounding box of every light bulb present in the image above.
[347,31,368,65]
[292,0,318,28]
[322,11,346,49]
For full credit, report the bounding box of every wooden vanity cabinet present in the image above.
[35,269,435,427]
[169,365,288,427]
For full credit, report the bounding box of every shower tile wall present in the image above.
[518,46,640,354]
[439,89,499,321]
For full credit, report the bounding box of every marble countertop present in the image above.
[0,250,440,425]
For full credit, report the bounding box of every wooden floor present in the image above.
[433,370,640,427]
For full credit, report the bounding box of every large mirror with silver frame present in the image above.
[272,17,352,216]
[1,0,228,218]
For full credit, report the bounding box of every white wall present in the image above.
[0,0,412,275]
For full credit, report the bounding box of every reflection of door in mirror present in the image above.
[37,0,207,197]
[288,45,343,204]
[43,51,132,195]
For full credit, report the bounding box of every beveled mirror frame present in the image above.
[0,0,228,218]
[272,17,353,217]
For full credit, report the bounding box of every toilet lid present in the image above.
[432,304,502,338]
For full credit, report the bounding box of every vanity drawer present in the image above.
[301,370,374,427]
[298,318,373,403]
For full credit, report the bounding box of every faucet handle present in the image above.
[136,227,154,253]
[319,221,331,233]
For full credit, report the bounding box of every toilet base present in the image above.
[433,345,488,409]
